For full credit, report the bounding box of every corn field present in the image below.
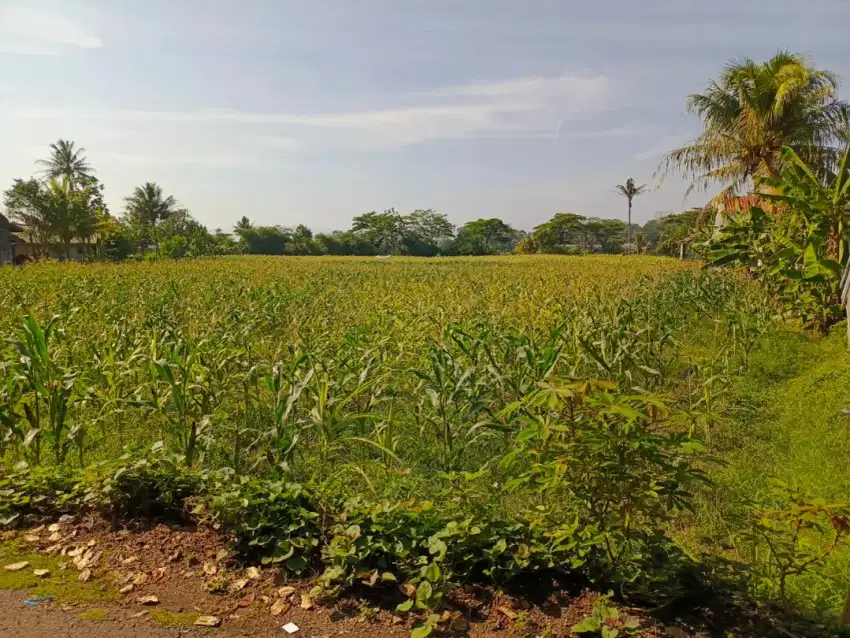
[0,255,775,617]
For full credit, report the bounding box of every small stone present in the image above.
[23,534,40,543]
[132,572,149,586]
[58,515,73,524]
[277,586,296,599]
[87,540,97,548]
[153,567,167,580]
[392,615,404,625]
[138,595,159,606]
[45,543,61,554]
[47,523,61,533]
[47,532,61,543]
[67,547,84,558]
[4,561,29,572]
[194,616,221,627]
[167,549,182,563]
[29,525,45,534]
[78,568,91,583]
[33,569,50,578]
[120,584,135,595]
[121,556,138,566]
[245,566,261,580]
[270,599,290,616]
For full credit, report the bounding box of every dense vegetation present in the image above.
[3,50,850,637]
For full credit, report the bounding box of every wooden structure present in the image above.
[0,213,23,265]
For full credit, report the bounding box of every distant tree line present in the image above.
[3,139,703,262]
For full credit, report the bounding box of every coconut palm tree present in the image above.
[124,182,184,252]
[661,51,850,204]
[615,178,648,252]
[235,216,253,230]
[36,140,95,190]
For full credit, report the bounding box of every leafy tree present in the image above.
[35,140,94,190]
[291,224,321,255]
[123,182,186,252]
[584,218,626,253]
[657,209,704,258]
[662,51,850,203]
[315,231,377,256]
[352,209,408,254]
[3,178,52,255]
[451,218,516,255]
[406,209,455,248]
[236,226,291,255]
[235,216,253,230]
[3,178,98,259]
[530,213,587,253]
[615,178,648,251]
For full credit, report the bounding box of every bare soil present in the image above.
[0,514,829,637]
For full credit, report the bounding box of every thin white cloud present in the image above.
[1,73,612,147]
[0,6,103,55]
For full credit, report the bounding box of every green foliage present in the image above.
[735,480,850,607]
[705,145,850,333]
[661,50,850,199]
[572,594,641,637]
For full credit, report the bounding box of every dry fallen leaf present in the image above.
[47,532,62,543]
[203,562,218,576]
[496,606,518,620]
[130,610,148,619]
[245,566,261,580]
[167,549,182,563]
[121,556,139,566]
[195,616,221,627]
[154,567,167,580]
[132,572,149,586]
[138,595,159,606]
[120,584,135,595]
[87,540,97,548]
[300,594,314,610]
[237,592,256,608]
[270,599,290,616]
[277,586,296,599]
[23,534,40,543]
[67,547,84,558]
[399,584,416,597]
[228,578,249,593]
[78,568,92,583]
[4,562,29,572]
[45,544,62,555]
[47,524,61,533]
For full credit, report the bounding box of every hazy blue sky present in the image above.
[1,0,849,232]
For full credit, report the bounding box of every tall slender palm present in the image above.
[616,178,648,252]
[235,216,253,230]
[124,182,184,252]
[661,51,850,204]
[36,140,95,190]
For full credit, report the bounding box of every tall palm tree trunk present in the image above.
[627,199,632,254]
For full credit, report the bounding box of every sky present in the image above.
[1,0,849,233]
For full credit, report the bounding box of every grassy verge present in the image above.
[682,324,850,615]
[0,539,118,605]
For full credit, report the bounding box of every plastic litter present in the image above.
[282,622,300,634]
[24,595,56,607]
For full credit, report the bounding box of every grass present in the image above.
[684,323,850,615]
[149,610,200,627]
[78,608,109,622]
[0,539,118,605]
